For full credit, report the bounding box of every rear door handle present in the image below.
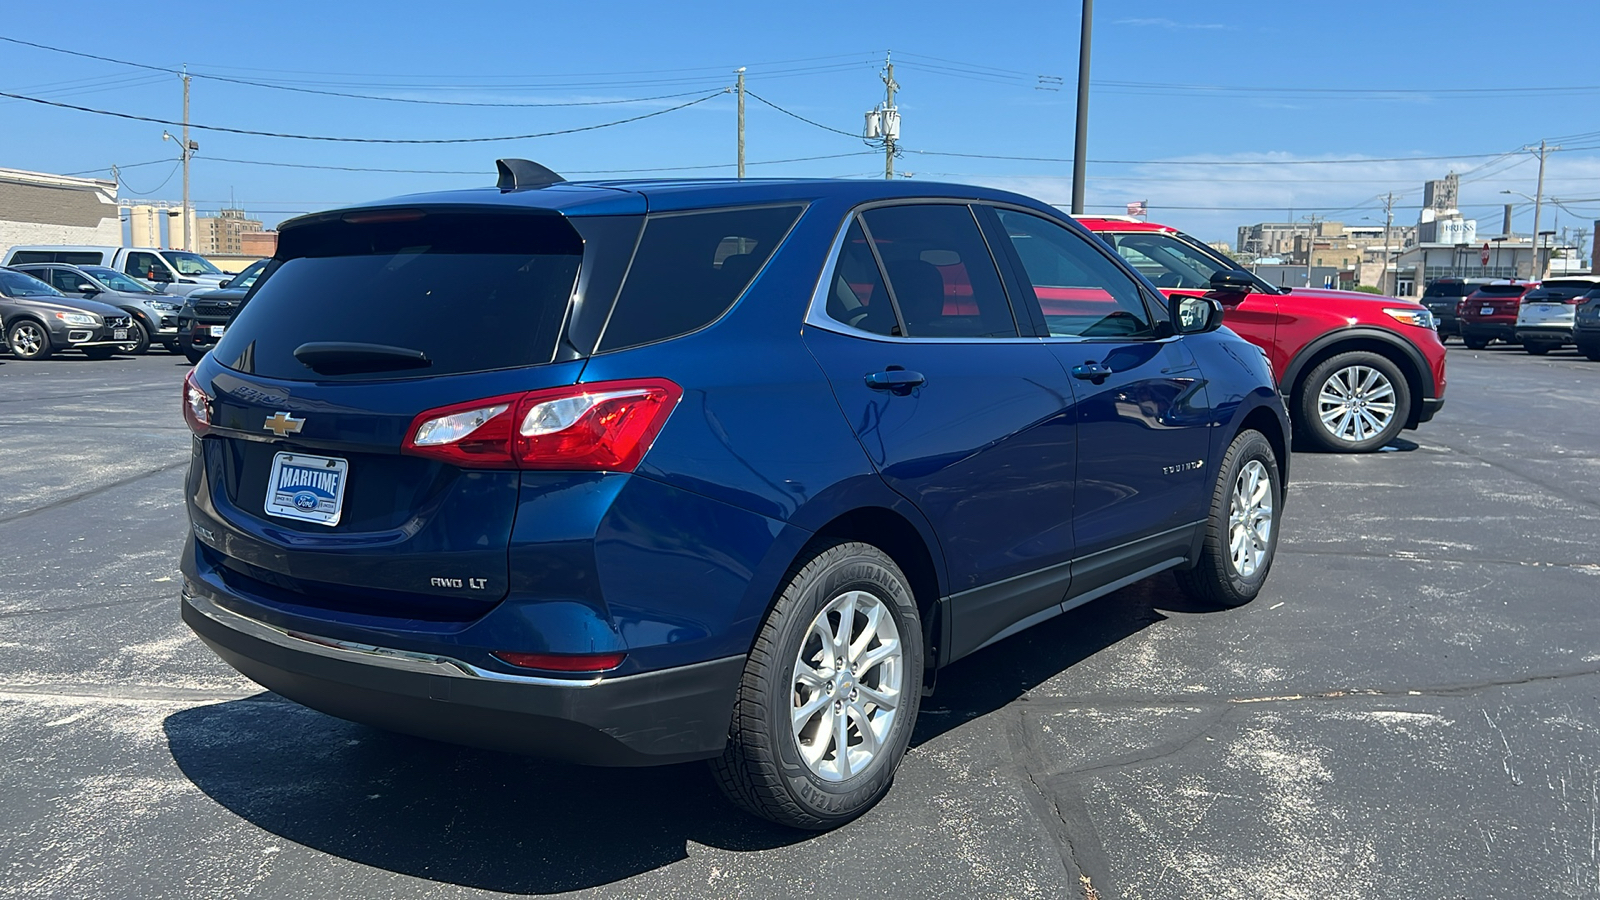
[1071,362,1113,383]
[864,369,926,394]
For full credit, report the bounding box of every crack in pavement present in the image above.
[0,682,270,704]
[1418,433,1600,515]
[0,459,187,527]
[1007,708,1110,899]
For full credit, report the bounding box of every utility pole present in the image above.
[181,70,191,250]
[882,53,898,180]
[1070,0,1093,214]
[1529,139,1556,280]
[1381,192,1395,296]
[735,68,746,180]
[1303,214,1319,287]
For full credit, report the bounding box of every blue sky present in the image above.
[3,0,1599,245]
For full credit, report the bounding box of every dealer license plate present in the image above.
[265,452,348,526]
[1480,306,1494,315]
[210,325,227,337]
[114,328,128,340]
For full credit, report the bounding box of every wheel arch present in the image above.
[1282,328,1432,429]
[118,305,158,333]
[1235,403,1290,492]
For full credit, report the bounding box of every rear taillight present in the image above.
[492,650,627,672]
[401,378,682,471]
[183,370,212,435]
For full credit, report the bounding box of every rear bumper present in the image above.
[1459,322,1516,342]
[182,589,744,766]
[1514,325,1573,344]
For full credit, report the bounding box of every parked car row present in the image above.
[1443,276,1600,359]
[0,261,263,361]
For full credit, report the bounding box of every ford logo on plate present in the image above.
[292,491,320,511]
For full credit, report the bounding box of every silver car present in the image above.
[12,263,184,354]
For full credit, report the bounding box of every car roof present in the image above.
[1073,217,1179,234]
[279,175,1063,231]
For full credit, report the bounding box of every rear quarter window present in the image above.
[597,204,803,352]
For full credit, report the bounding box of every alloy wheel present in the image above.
[790,589,903,782]
[11,323,44,357]
[1228,459,1274,578]
[1316,365,1396,444]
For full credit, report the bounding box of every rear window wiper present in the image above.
[293,342,432,375]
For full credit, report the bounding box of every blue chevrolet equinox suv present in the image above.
[181,160,1290,829]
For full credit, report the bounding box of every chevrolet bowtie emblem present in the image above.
[263,411,305,437]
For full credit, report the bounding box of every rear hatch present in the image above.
[190,207,595,620]
[1517,281,1599,329]
[1461,284,1531,323]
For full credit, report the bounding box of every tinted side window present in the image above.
[995,210,1154,338]
[46,268,82,292]
[859,204,1016,338]
[598,204,803,352]
[825,219,898,336]
[8,251,57,265]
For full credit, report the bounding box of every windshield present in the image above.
[82,266,158,294]
[229,259,269,290]
[1108,232,1228,290]
[163,251,223,276]
[0,269,65,298]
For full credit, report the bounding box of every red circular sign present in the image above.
[1480,244,1490,265]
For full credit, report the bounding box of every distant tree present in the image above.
[1354,285,1383,294]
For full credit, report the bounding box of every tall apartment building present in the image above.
[194,207,264,255]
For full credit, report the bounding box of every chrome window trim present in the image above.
[803,196,1042,345]
[804,197,1171,345]
[183,590,738,689]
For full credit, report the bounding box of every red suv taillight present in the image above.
[401,378,683,471]
[183,370,212,436]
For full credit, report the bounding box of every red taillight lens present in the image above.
[183,370,212,435]
[492,650,626,672]
[401,378,682,471]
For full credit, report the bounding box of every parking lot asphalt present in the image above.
[2,342,1598,899]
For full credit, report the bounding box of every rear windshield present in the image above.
[212,210,583,382]
[1532,281,1600,299]
[1473,284,1530,296]
[1424,282,1471,297]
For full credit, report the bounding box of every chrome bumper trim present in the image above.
[183,590,604,687]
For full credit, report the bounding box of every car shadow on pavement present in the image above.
[911,571,1213,747]
[163,701,803,894]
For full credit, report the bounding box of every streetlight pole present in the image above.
[735,67,745,180]
[1070,0,1092,214]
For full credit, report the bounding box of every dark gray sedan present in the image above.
[0,267,135,361]
[11,263,184,354]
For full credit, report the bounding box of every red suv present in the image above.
[1455,280,1538,350]
[1079,218,1447,452]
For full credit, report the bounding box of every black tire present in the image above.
[711,540,924,830]
[1175,429,1282,609]
[1581,343,1600,362]
[7,319,53,360]
[1464,336,1489,350]
[114,317,150,355]
[1524,342,1552,356]
[184,346,207,365]
[1296,350,1411,453]
[82,347,118,360]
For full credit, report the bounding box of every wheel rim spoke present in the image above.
[790,587,903,783]
[1227,460,1274,578]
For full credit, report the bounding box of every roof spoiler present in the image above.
[496,159,565,192]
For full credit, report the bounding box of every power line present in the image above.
[200,150,879,176]
[904,148,1547,166]
[742,90,861,138]
[0,87,727,143]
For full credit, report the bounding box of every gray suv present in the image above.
[0,267,134,360]
[12,263,183,354]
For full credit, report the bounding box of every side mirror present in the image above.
[1171,295,1225,335]
[1208,270,1256,293]
[149,269,174,283]
[76,283,99,294]
[219,279,233,289]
